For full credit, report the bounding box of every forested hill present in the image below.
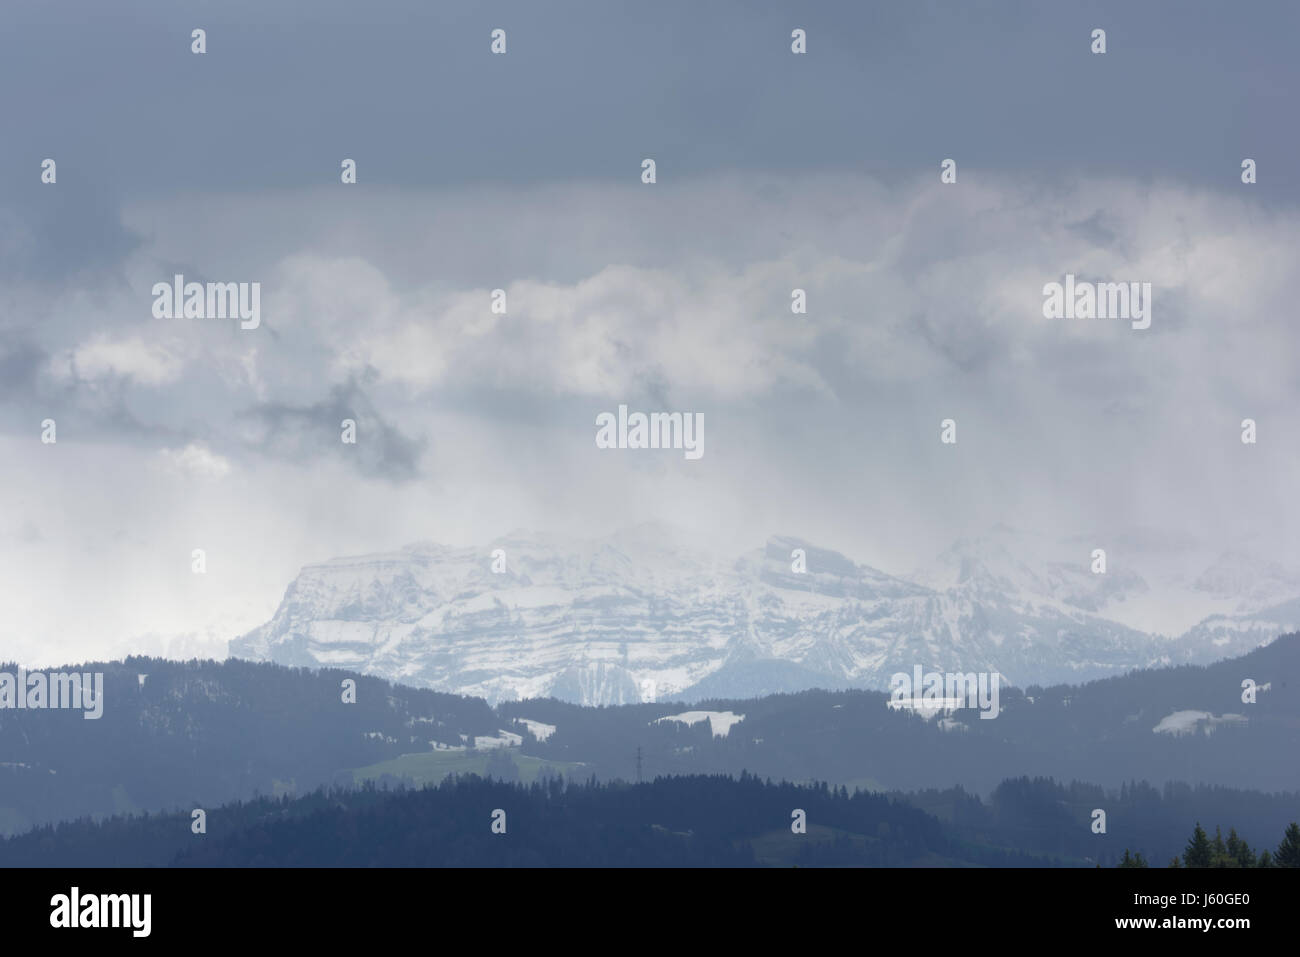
[0,773,1044,868]
[5,772,1296,868]
[1,634,1297,837]
[509,632,1300,793]
[0,656,500,835]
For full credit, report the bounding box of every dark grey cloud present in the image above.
[0,343,46,401]
[1,0,1296,198]
[1065,211,1120,250]
[1,0,1297,662]
[240,381,426,481]
[0,182,141,281]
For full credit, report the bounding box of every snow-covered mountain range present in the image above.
[229,524,1300,704]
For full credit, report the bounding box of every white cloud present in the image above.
[3,172,1299,664]
[157,442,232,479]
[67,335,185,386]
[115,175,1300,413]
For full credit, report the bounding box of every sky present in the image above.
[1,0,1298,665]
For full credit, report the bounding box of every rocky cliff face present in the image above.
[230,525,1300,704]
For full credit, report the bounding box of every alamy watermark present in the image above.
[50,888,150,937]
[152,274,261,330]
[0,669,104,719]
[1042,273,1151,330]
[595,404,704,460]
[888,666,1001,720]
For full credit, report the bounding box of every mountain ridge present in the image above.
[229,525,1300,704]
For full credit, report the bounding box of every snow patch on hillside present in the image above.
[513,718,556,741]
[654,710,746,737]
[1152,710,1248,736]
[474,729,523,749]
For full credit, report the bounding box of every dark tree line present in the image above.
[1,772,1042,867]
[1120,820,1300,868]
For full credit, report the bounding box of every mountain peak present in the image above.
[229,527,1300,706]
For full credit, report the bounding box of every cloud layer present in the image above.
[2,1,1298,663]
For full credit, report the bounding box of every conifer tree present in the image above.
[1184,822,1213,868]
[1275,822,1300,867]
[1210,826,1231,867]
[1226,828,1255,867]
[1119,848,1148,868]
